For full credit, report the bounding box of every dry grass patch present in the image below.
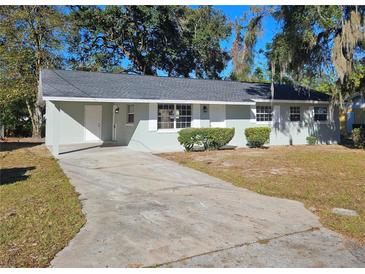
[0,142,85,267]
[160,145,365,243]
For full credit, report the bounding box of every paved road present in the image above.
[51,145,364,267]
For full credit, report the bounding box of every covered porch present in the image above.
[46,101,114,156]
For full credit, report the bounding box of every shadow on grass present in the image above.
[0,141,44,152]
[0,167,36,185]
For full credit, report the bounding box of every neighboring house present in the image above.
[344,94,365,134]
[40,69,340,156]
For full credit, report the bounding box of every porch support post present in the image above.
[52,101,60,157]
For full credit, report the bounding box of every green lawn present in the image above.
[160,145,365,243]
[0,142,85,267]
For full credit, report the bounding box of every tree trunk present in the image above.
[32,103,43,139]
[26,99,43,139]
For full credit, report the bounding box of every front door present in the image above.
[84,105,102,142]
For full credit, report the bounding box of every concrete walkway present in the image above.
[51,145,364,267]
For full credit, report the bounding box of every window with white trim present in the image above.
[127,104,134,124]
[314,106,327,121]
[158,104,191,129]
[176,104,192,128]
[256,106,272,122]
[290,106,301,121]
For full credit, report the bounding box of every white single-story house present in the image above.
[40,69,340,155]
[344,94,365,134]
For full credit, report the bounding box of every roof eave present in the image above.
[252,99,330,104]
[42,96,331,105]
[41,96,256,105]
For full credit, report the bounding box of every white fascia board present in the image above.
[43,96,330,105]
[42,96,256,105]
[253,99,330,104]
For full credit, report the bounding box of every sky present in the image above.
[214,5,280,79]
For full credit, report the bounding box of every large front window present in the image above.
[256,106,272,122]
[158,104,191,129]
[176,104,192,128]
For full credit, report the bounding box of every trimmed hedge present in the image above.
[178,128,235,151]
[244,127,271,148]
[177,128,207,152]
[306,136,317,145]
[352,128,365,148]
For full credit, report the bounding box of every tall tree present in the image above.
[184,6,231,79]
[237,5,365,103]
[231,6,270,81]
[68,5,231,79]
[231,19,244,78]
[0,6,66,138]
[252,67,268,82]
[270,6,364,103]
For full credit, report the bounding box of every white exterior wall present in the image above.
[45,101,113,146]
[209,105,226,127]
[270,103,339,145]
[45,100,340,152]
[113,103,191,152]
[114,102,339,151]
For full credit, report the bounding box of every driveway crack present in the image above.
[147,227,321,268]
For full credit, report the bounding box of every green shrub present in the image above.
[352,128,365,148]
[178,128,235,151]
[244,127,271,148]
[177,128,206,151]
[306,135,317,145]
[205,128,235,150]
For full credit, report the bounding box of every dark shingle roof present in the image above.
[41,69,330,102]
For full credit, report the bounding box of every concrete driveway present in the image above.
[51,145,364,267]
